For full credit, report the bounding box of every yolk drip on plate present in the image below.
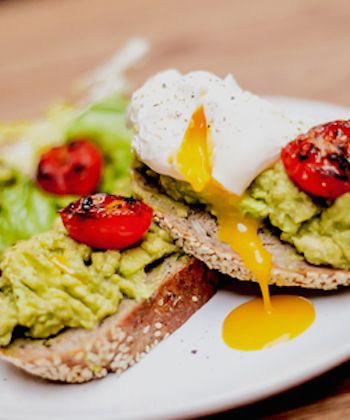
[176,107,315,351]
[222,296,315,350]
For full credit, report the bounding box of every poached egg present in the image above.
[128,69,312,195]
[128,70,316,351]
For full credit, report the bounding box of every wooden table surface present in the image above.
[1,0,350,418]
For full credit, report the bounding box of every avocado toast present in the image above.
[0,221,218,383]
[128,69,350,290]
[132,166,350,290]
[0,140,219,383]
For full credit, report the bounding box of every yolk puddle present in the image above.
[223,296,315,350]
[176,107,315,351]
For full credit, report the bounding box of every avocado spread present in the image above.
[0,223,177,346]
[240,162,350,269]
[135,161,204,207]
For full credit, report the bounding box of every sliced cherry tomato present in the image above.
[60,194,153,250]
[37,139,102,196]
[281,120,350,199]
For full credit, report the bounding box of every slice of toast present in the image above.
[131,169,350,291]
[0,255,219,383]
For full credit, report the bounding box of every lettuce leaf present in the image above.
[0,164,67,252]
[66,96,132,195]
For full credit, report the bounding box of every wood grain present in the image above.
[1,0,350,418]
[2,0,350,120]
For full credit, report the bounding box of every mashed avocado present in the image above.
[240,162,350,269]
[291,193,350,268]
[0,223,177,346]
[135,161,203,207]
[239,162,321,237]
[159,174,205,206]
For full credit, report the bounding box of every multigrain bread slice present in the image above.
[131,169,350,291]
[0,255,218,383]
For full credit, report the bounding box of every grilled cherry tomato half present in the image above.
[37,139,102,196]
[60,194,153,250]
[281,120,350,199]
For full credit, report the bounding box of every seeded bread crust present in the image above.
[0,256,218,383]
[131,169,350,291]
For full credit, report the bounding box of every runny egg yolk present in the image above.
[176,107,315,351]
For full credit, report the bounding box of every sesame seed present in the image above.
[52,355,61,366]
[85,342,93,352]
[113,353,123,362]
[119,344,130,354]
[35,358,50,367]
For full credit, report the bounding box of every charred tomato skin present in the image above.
[60,194,153,250]
[281,120,350,199]
[37,139,102,196]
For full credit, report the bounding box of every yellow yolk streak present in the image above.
[176,107,211,192]
[177,107,272,308]
[176,106,315,351]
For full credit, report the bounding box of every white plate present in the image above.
[1,97,350,420]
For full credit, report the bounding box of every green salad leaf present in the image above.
[0,164,67,253]
[66,96,133,195]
